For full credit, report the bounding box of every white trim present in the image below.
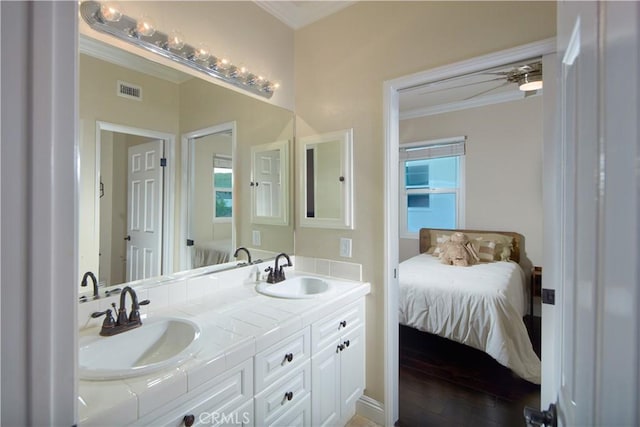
[181,122,237,271]
[383,38,556,426]
[400,88,541,120]
[95,121,176,277]
[356,395,386,426]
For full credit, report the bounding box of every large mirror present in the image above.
[299,129,353,229]
[79,36,294,292]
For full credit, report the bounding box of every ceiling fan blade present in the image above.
[463,81,511,100]
[415,77,505,96]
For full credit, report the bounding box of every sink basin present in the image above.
[255,276,332,299]
[79,317,201,380]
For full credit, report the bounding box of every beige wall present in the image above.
[79,54,180,284]
[178,78,295,256]
[79,1,294,110]
[399,96,544,271]
[294,1,556,403]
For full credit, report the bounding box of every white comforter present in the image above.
[399,254,541,384]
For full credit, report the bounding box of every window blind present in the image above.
[399,136,466,160]
[213,155,232,169]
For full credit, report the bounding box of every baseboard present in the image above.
[356,395,385,426]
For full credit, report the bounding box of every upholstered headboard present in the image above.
[419,228,523,264]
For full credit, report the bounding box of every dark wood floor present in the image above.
[397,317,541,427]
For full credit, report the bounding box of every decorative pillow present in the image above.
[474,238,497,262]
[431,234,450,258]
[428,230,514,261]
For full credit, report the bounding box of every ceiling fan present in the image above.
[401,60,543,101]
[464,61,543,100]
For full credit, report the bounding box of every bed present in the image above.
[398,228,541,384]
[192,239,232,269]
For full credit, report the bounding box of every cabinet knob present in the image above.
[284,352,293,363]
[337,344,345,352]
[183,414,195,427]
[344,339,350,348]
[284,391,294,401]
[339,320,347,329]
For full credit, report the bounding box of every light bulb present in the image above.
[136,16,156,37]
[99,2,122,22]
[193,44,210,61]
[167,30,185,50]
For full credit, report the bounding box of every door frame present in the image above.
[382,38,556,425]
[95,121,176,277]
[180,121,237,271]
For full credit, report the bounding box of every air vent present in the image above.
[117,80,142,101]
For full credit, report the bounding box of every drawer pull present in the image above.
[344,339,350,348]
[183,414,195,427]
[339,320,347,329]
[284,352,294,363]
[284,391,294,402]
[337,343,345,352]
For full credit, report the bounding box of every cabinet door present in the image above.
[339,325,364,423]
[311,344,341,427]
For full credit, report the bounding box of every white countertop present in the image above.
[78,272,371,425]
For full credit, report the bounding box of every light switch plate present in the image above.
[340,238,352,258]
[252,230,261,246]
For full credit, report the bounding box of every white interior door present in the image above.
[127,139,164,281]
[256,149,281,217]
[543,2,640,426]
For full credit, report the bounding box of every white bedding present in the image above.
[193,239,232,269]
[399,253,541,384]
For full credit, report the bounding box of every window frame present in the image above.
[399,138,466,238]
[212,156,233,223]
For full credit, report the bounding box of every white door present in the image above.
[542,2,640,426]
[255,149,281,217]
[127,140,164,282]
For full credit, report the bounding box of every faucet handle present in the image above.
[139,299,150,306]
[92,309,116,334]
[265,267,275,283]
[129,300,150,324]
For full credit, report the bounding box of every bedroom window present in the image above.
[213,155,232,222]
[399,137,465,237]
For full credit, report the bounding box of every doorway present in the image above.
[95,121,176,286]
[382,39,556,425]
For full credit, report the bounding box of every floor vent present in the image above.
[117,80,142,101]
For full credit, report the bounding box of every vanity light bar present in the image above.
[80,1,278,99]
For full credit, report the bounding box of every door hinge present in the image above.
[186,239,194,246]
[542,288,555,305]
[160,157,167,167]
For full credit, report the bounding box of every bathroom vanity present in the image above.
[77,261,370,426]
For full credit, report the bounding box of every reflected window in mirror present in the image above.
[213,155,233,222]
[299,129,353,229]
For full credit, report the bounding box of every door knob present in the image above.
[524,403,557,427]
[124,235,131,241]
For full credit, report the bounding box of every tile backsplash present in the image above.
[77,256,363,330]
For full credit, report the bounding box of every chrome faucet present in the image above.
[81,271,100,299]
[91,286,150,336]
[265,253,293,283]
[233,247,252,264]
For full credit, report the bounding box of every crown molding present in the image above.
[254,1,355,30]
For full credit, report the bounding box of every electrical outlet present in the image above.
[252,230,261,246]
[340,238,352,258]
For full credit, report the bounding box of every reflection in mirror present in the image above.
[79,36,294,295]
[299,129,353,229]
[183,124,236,270]
[251,140,289,226]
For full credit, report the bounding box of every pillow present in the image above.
[428,229,514,261]
[431,234,450,258]
[474,238,497,262]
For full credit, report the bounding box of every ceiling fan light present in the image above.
[518,72,543,91]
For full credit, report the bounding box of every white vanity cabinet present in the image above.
[311,300,366,427]
[254,327,312,426]
[134,359,254,427]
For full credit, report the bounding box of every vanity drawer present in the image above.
[254,327,310,393]
[138,358,253,427]
[311,299,364,353]
[254,359,311,425]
